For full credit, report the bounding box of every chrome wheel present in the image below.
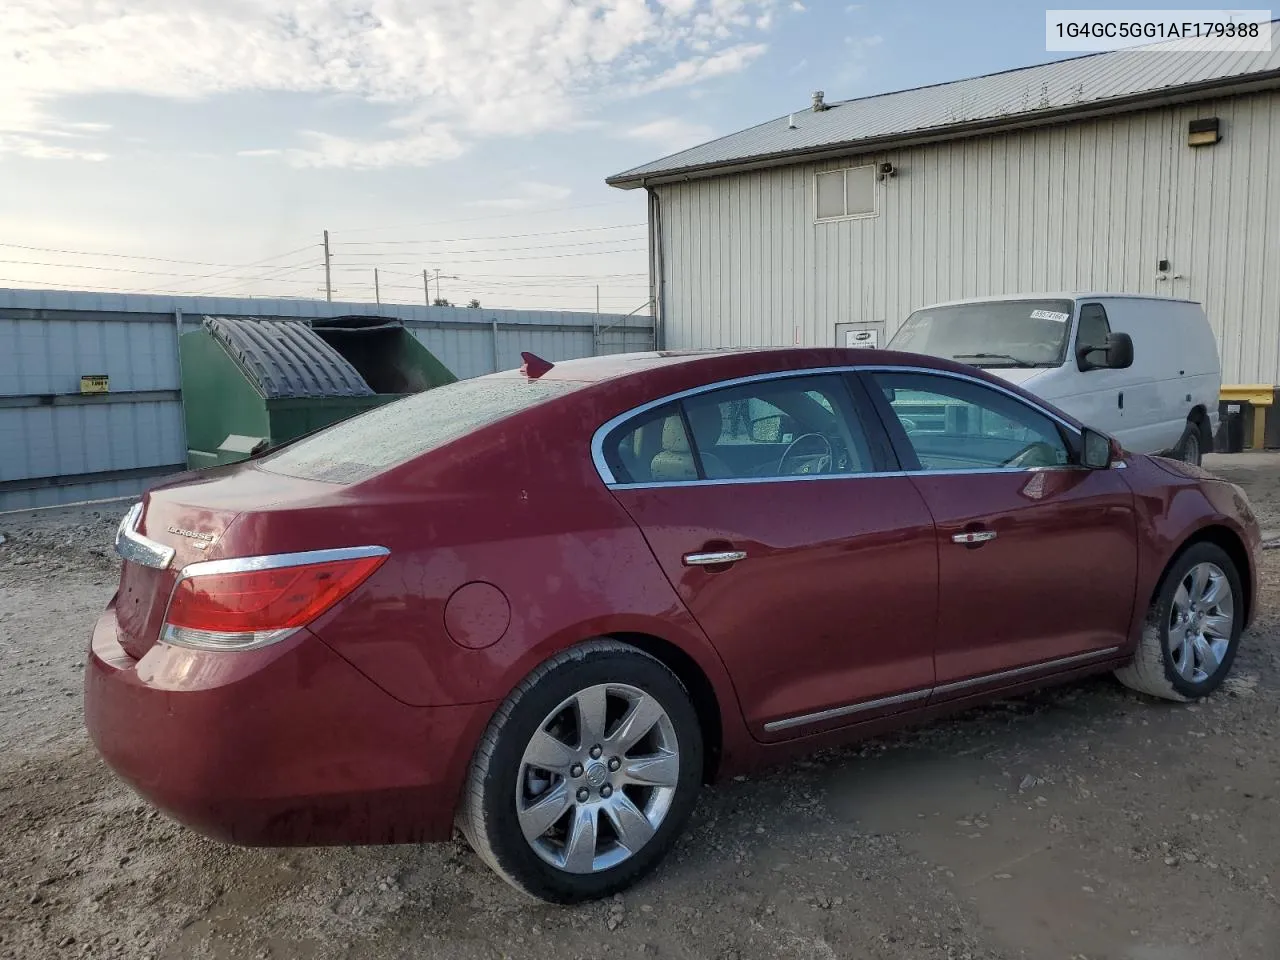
[516,683,679,874]
[1169,561,1234,684]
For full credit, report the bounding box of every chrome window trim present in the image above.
[590,364,1083,488]
[114,502,176,571]
[763,646,1122,733]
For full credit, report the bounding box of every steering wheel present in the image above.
[778,432,834,476]
[1003,441,1059,468]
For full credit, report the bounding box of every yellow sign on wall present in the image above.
[80,374,109,394]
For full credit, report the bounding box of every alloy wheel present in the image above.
[1168,561,1233,684]
[516,683,679,874]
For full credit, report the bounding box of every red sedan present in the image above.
[85,347,1259,903]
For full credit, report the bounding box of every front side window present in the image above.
[602,375,875,485]
[1075,303,1111,369]
[872,372,1071,471]
[887,298,1074,368]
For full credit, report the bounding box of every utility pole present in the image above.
[323,229,332,302]
[374,268,381,305]
[423,269,430,305]
[434,268,441,304]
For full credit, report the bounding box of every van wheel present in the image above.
[1114,542,1242,701]
[1175,420,1203,466]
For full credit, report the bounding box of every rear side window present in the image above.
[260,376,576,483]
[602,374,875,484]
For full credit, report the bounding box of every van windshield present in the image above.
[258,375,578,484]
[888,299,1074,368]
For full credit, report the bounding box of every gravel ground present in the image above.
[1,457,1278,960]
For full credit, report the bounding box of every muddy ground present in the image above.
[1,454,1278,960]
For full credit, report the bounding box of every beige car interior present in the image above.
[650,405,731,481]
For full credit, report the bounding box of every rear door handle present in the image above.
[683,550,747,566]
[951,531,996,545]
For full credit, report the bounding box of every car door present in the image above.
[1068,301,1130,442]
[861,368,1138,694]
[598,371,938,740]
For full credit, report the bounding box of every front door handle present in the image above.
[951,531,996,545]
[683,550,747,566]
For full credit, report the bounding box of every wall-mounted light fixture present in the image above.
[1188,118,1221,147]
[876,161,897,181]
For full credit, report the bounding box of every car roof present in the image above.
[505,347,952,387]
[918,292,1202,308]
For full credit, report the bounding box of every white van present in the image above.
[886,293,1221,464]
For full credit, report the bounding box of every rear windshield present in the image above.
[259,376,577,483]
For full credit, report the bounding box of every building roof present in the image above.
[608,22,1280,188]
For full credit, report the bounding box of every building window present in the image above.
[814,165,876,221]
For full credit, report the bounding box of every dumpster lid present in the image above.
[310,314,404,333]
[203,315,375,399]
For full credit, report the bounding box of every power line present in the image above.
[333,236,646,257]
[327,246,646,268]
[193,260,324,297]
[0,256,321,283]
[331,200,640,235]
[0,276,326,299]
[0,240,317,268]
[332,223,647,246]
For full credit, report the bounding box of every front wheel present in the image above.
[1115,542,1243,701]
[1176,420,1204,466]
[458,640,703,903]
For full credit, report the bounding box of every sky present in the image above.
[0,0,1076,313]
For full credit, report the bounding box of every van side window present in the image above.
[1076,303,1111,352]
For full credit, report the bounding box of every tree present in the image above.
[432,297,452,307]
[467,299,481,309]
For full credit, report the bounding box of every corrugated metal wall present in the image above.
[0,291,653,511]
[655,89,1280,385]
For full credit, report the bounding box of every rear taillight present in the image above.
[161,547,388,651]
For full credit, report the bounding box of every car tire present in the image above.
[1114,542,1243,702]
[457,640,703,903]
[1176,420,1204,466]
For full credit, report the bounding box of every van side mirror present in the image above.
[1104,332,1134,369]
[750,415,782,443]
[1078,331,1134,371]
[1080,427,1114,469]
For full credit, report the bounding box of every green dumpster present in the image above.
[179,314,456,468]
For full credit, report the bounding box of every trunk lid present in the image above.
[113,464,341,660]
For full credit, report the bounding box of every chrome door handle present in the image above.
[951,531,996,545]
[683,550,747,566]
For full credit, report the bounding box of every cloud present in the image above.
[640,42,769,93]
[622,118,715,152]
[1,0,780,168]
[0,133,108,161]
[466,181,574,210]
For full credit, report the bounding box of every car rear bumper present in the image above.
[84,597,495,846]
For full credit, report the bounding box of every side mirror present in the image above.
[1080,427,1114,469]
[1104,331,1134,369]
[750,415,782,444]
[1077,331,1134,371]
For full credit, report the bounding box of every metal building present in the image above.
[608,25,1280,385]
[0,288,653,510]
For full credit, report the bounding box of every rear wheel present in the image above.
[458,640,703,903]
[1114,542,1242,701]
[1176,419,1204,466]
